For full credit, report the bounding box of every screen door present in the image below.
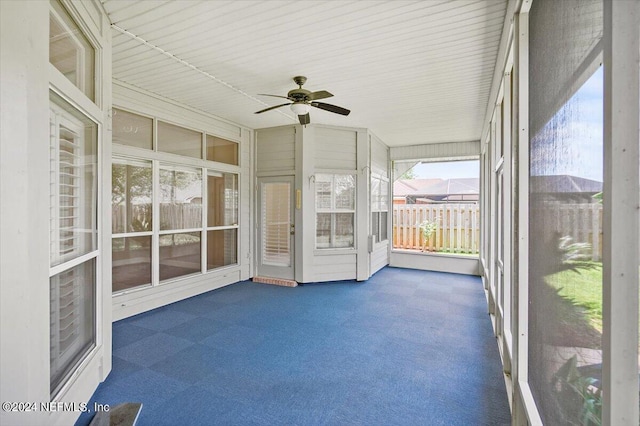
[257,176,294,280]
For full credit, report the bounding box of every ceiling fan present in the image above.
[255,76,350,125]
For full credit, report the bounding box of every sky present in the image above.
[530,66,603,182]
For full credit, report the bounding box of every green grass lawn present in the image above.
[545,262,603,332]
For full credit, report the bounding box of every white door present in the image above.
[257,176,295,280]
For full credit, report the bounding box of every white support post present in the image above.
[356,129,370,281]
[602,0,640,424]
[513,5,543,425]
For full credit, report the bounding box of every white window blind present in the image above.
[49,91,97,397]
[316,174,356,249]
[262,182,291,266]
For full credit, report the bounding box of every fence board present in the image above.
[392,203,602,259]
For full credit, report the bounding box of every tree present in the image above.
[400,168,416,180]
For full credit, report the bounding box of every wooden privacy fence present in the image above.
[393,202,603,260]
[532,202,603,261]
[393,204,480,254]
[112,203,202,232]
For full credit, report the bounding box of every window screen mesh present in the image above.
[528,1,603,424]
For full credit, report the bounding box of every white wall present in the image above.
[255,124,391,284]
[1,1,112,425]
[370,132,390,275]
[1,3,51,424]
[390,251,479,275]
[255,125,296,176]
[390,140,480,161]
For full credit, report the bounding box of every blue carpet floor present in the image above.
[75,267,511,426]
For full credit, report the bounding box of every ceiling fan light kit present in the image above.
[290,103,311,115]
[255,76,350,125]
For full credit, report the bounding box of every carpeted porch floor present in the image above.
[76,267,511,426]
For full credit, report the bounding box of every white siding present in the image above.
[371,242,389,275]
[312,253,357,282]
[114,269,242,320]
[314,126,357,170]
[390,251,479,276]
[370,133,389,177]
[256,126,295,174]
[114,81,241,142]
[390,140,480,161]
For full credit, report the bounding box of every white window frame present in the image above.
[111,107,242,295]
[47,0,103,401]
[314,172,357,250]
[371,173,389,244]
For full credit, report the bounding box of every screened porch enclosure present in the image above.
[1,1,638,426]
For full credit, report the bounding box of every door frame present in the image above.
[255,175,295,280]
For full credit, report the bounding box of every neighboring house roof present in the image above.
[394,175,602,199]
[530,175,603,194]
[394,178,479,197]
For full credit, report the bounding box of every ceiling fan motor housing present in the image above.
[289,76,310,102]
[287,88,311,102]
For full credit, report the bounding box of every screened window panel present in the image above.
[372,212,380,242]
[262,182,291,266]
[315,178,332,210]
[335,175,355,210]
[334,213,354,248]
[50,259,95,397]
[529,1,603,424]
[371,178,381,210]
[316,213,355,249]
[371,176,388,242]
[159,232,201,281]
[112,236,151,292]
[316,213,332,249]
[49,0,95,101]
[50,92,97,267]
[112,108,153,150]
[529,0,603,136]
[207,229,237,270]
[158,121,202,159]
[207,173,238,227]
[380,212,388,242]
[380,180,389,211]
[159,167,202,230]
[206,135,238,165]
[112,160,152,234]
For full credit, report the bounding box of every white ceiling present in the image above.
[102,0,508,147]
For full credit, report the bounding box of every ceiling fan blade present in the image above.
[311,102,351,116]
[298,113,310,125]
[258,93,293,101]
[254,103,291,114]
[307,90,333,101]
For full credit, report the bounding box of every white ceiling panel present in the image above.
[102,0,508,147]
